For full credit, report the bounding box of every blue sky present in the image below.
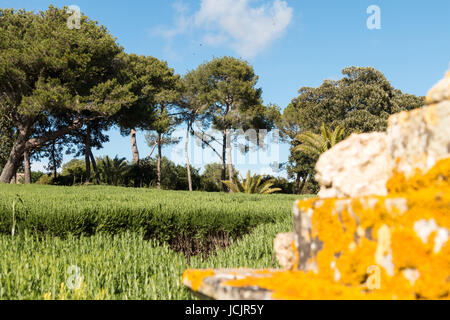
[2,0,450,177]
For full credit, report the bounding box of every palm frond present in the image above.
[330,126,345,146]
[294,123,347,157]
[221,179,241,193]
[222,171,281,194]
[321,122,332,142]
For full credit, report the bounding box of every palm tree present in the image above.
[98,156,129,186]
[294,123,346,157]
[221,171,282,194]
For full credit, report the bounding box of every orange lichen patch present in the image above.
[387,158,450,193]
[289,158,450,299]
[182,269,215,291]
[391,228,450,299]
[223,270,412,300]
[297,198,317,212]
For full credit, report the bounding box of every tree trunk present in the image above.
[157,132,162,189]
[298,175,308,195]
[89,150,101,185]
[24,150,32,184]
[50,142,57,179]
[0,126,29,183]
[226,129,234,189]
[185,125,193,192]
[294,173,301,194]
[84,151,90,183]
[84,127,91,183]
[1,116,85,184]
[130,128,140,165]
[221,131,227,191]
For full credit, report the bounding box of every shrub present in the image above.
[36,174,52,185]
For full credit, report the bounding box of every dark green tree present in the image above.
[115,54,177,166]
[284,67,425,135]
[178,69,211,191]
[0,6,135,183]
[147,156,201,190]
[282,66,424,194]
[0,110,13,172]
[144,61,182,189]
[279,67,424,191]
[191,57,277,188]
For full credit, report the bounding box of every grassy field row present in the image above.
[0,217,293,300]
[0,185,311,299]
[0,185,302,242]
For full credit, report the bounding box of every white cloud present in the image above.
[194,0,293,58]
[202,33,228,46]
[153,0,293,58]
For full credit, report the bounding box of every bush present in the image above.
[62,159,86,184]
[261,176,295,194]
[36,174,52,185]
[31,171,45,184]
[51,175,75,186]
[200,163,239,192]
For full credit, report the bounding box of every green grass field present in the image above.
[0,185,313,300]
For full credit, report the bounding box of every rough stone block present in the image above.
[425,70,450,104]
[273,232,296,270]
[316,132,390,198]
[388,100,450,177]
[182,269,274,300]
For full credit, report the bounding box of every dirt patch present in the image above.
[168,231,247,260]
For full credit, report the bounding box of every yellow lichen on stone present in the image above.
[388,158,450,193]
[223,270,411,300]
[182,269,215,291]
[307,158,449,298]
[223,158,449,300]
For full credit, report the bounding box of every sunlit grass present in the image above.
[0,184,313,300]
